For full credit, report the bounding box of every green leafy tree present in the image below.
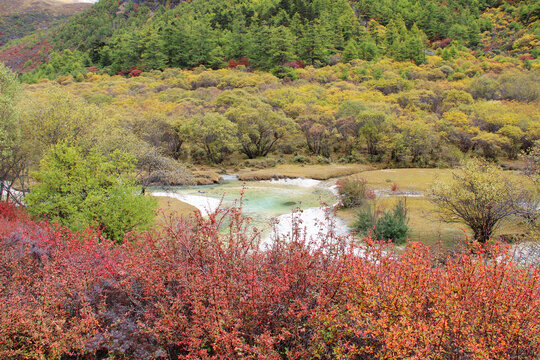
[298,108,339,157]
[0,65,25,203]
[226,102,296,158]
[26,143,156,242]
[269,26,295,66]
[358,37,378,61]
[208,45,226,69]
[297,19,329,65]
[141,25,168,70]
[405,24,427,65]
[180,113,238,164]
[0,64,19,166]
[109,30,142,74]
[20,86,101,166]
[357,111,387,158]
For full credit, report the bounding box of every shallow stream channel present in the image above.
[151,175,351,245]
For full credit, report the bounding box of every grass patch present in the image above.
[338,168,531,248]
[237,164,372,181]
[353,168,532,192]
[192,169,222,185]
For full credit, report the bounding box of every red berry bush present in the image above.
[0,202,538,359]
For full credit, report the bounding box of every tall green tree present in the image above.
[358,37,379,61]
[180,113,238,164]
[343,38,359,63]
[297,19,329,65]
[141,25,168,70]
[405,24,427,65]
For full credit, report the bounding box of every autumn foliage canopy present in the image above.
[0,201,538,359]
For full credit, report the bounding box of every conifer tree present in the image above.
[343,38,359,63]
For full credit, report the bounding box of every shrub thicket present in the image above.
[0,201,538,359]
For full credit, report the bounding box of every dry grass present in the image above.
[192,170,222,185]
[153,196,198,225]
[350,167,533,192]
[238,164,372,181]
[345,168,454,192]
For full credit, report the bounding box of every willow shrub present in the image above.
[0,201,538,359]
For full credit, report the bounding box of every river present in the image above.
[151,176,351,246]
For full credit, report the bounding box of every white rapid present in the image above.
[262,178,322,187]
[263,205,351,248]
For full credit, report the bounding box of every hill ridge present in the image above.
[0,0,91,16]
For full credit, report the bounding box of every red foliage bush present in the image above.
[0,201,22,221]
[228,57,250,68]
[432,38,451,49]
[0,201,538,359]
[284,60,306,69]
[87,66,98,72]
[520,55,534,61]
[126,66,143,77]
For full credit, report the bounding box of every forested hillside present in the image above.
[1,0,538,80]
[17,58,540,180]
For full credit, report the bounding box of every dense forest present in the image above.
[0,0,536,80]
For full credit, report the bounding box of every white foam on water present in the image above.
[220,174,239,182]
[263,178,321,187]
[511,242,540,266]
[151,191,221,217]
[1,181,24,203]
[373,189,424,198]
[328,184,339,196]
[263,206,351,248]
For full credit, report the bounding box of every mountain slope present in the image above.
[0,0,91,47]
[0,0,90,59]
[0,0,92,16]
